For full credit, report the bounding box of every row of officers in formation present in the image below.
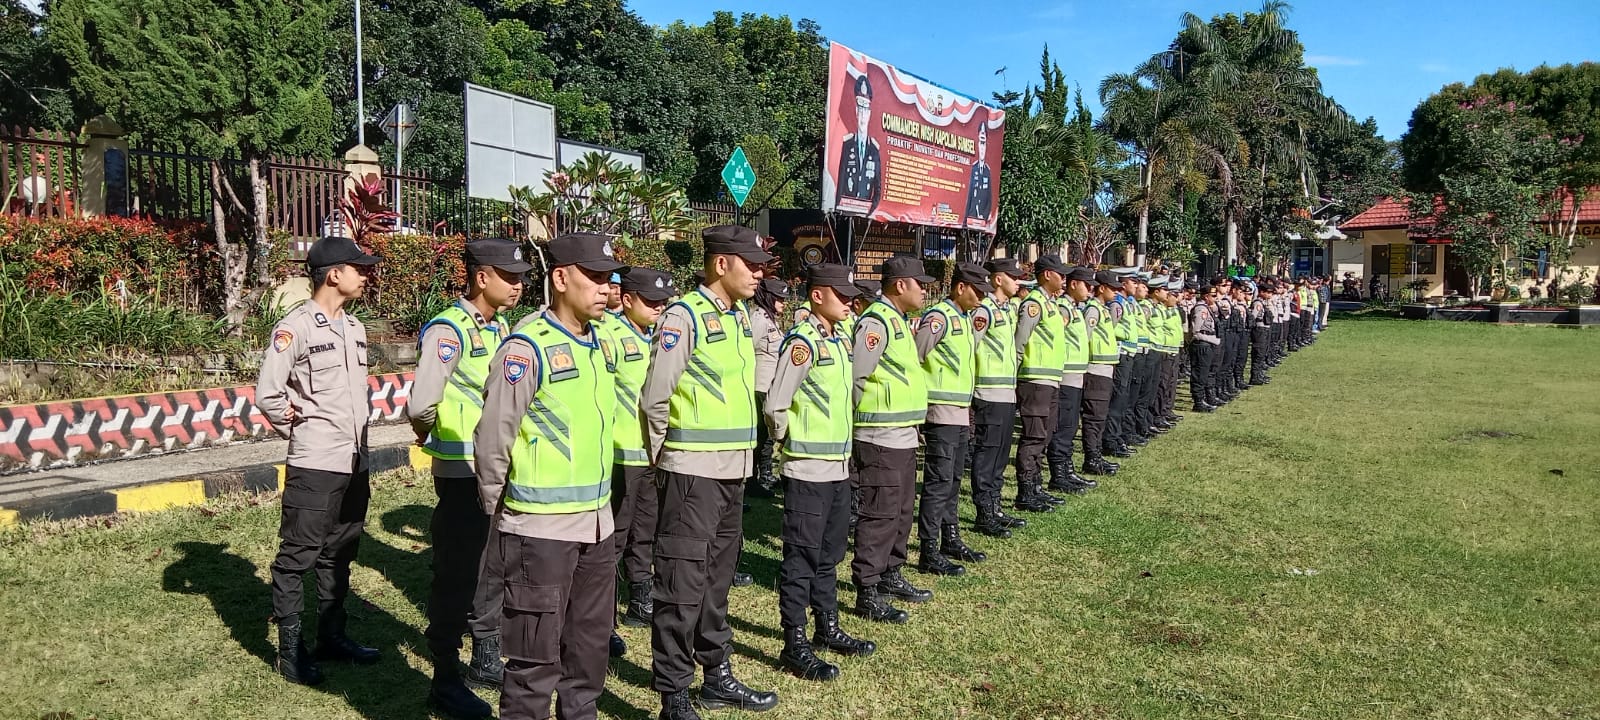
[254,228,1327,720]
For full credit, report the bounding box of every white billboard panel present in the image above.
[464,82,557,201]
[558,139,645,172]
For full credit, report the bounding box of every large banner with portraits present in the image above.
[821,42,1006,234]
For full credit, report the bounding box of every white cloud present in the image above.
[1305,55,1365,67]
[1420,62,1452,73]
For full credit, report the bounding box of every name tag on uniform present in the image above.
[703,312,727,343]
[621,337,643,360]
[890,317,904,339]
[816,341,835,366]
[599,339,617,373]
[736,310,753,338]
[308,343,335,354]
[546,343,580,382]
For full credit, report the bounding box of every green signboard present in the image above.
[721,146,756,207]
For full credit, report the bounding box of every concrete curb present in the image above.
[0,445,430,527]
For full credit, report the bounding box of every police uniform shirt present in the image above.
[1082,301,1116,378]
[752,305,783,394]
[408,299,505,479]
[1251,297,1270,328]
[1012,290,1060,388]
[640,286,754,480]
[837,134,882,208]
[1059,301,1086,388]
[256,300,372,473]
[850,312,919,450]
[762,312,848,483]
[964,162,993,221]
[969,297,1014,404]
[1189,303,1221,345]
[913,303,970,426]
[473,318,613,542]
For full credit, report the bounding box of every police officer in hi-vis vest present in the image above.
[762,263,878,683]
[409,238,529,717]
[968,258,1029,538]
[473,232,624,720]
[1011,255,1070,513]
[640,225,779,720]
[851,257,935,624]
[1046,266,1097,495]
[1079,271,1124,476]
[599,267,676,631]
[914,262,992,577]
[256,235,382,687]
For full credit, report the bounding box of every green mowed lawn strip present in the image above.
[2,319,1597,719]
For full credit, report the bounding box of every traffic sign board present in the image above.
[380,103,417,148]
[721,146,756,207]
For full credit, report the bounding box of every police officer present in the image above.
[256,235,382,687]
[1079,271,1122,476]
[1249,280,1273,386]
[1129,273,1161,445]
[851,256,934,623]
[763,264,877,682]
[836,75,882,214]
[409,238,529,716]
[1012,255,1069,512]
[749,277,789,498]
[1046,265,1095,495]
[1189,284,1222,412]
[600,268,676,630]
[915,262,990,576]
[473,232,622,720]
[641,225,778,719]
[842,277,879,538]
[963,125,994,226]
[1228,281,1251,395]
[1154,278,1186,428]
[1103,270,1139,458]
[969,258,1027,538]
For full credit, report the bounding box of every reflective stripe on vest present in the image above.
[1086,299,1120,365]
[599,311,652,466]
[422,304,508,461]
[664,290,759,451]
[856,300,928,427]
[782,320,853,461]
[920,299,974,407]
[974,296,1016,389]
[1060,299,1089,374]
[1018,289,1065,382]
[504,317,614,515]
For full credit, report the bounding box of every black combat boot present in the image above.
[917,542,966,577]
[622,579,654,628]
[1047,472,1088,496]
[941,524,986,563]
[994,504,1028,529]
[429,662,494,719]
[779,625,839,681]
[1013,479,1055,513]
[316,607,381,665]
[660,690,702,720]
[732,571,754,587]
[465,634,503,689]
[972,506,1013,539]
[812,609,876,656]
[879,567,933,603]
[697,661,779,712]
[610,631,627,658]
[854,585,909,624]
[1082,456,1119,476]
[276,615,324,686]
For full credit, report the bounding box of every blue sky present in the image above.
[633,0,1598,140]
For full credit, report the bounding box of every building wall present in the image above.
[1343,227,1600,299]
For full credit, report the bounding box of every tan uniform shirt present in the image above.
[407,300,506,479]
[641,287,754,480]
[1190,303,1221,345]
[473,322,613,542]
[256,300,371,474]
[914,303,970,426]
[751,306,782,393]
[1013,291,1060,389]
[762,313,849,483]
[850,313,919,449]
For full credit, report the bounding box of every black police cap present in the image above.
[854,74,872,100]
[620,267,676,301]
[307,236,381,272]
[951,262,994,294]
[702,225,775,263]
[465,238,533,274]
[1066,266,1096,284]
[546,232,625,273]
[1032,255,1069,277]
[1094,270,1121,289]
[806,263,863,298]
[880,256,935,283]
[984,257,1024,278]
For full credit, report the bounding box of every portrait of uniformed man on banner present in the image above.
[963,122,994,227]
[835,74,882,215]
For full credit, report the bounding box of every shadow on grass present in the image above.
[163,541,435,720]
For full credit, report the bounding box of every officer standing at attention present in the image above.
[1078,271,1123,477]
[409,238,529,716]
[1154,278,1186,429]
[600,268,676,630]
[1137,275,1172,439]
[763,264,877,682]
[1046,265,1096,495]
[1230,281,1251,394]
[851,257,934,623]
[748,277,789,498]
[474,232,623,720]
[1210,276,1237,405]
[257,236,382,687]
[969,258,1028,538]
[841,277,879,538]
[1011,255,1070,513]
[1249,280,1273,386]
[1188,284,1222,412]
[914,262,991,576]
[641,226,779,719]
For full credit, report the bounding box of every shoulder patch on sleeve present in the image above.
[973,314,988,333]
[437,336,460,363]
[1025,302,1040,318]
[660,326,683,351]
[503,354,531,385]
[790,343,811,366]
[272,329,294,353]
[865,332,883,351]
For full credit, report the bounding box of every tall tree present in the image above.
[0,0,78,129]
[52,0,335,329]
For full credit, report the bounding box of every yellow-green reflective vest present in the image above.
[856,300,927,427]
[665,290,759,451]
[920,298,974,407]
[974,296,1016,389]
[1017,288,1065,382]
[782,320,853,460]
[421,303,509,460]
[838,312,857,342]
[598,311,651,466]
[1059,298,1089,374]
[1162,305,1184,353]
[1114,297,1139,354]
[1086,299,1120,365]
[1134,299,1152,349]
[505,315,614,515]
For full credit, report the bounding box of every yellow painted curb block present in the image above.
[114,479,208,513]
[276,464,287,493]
[0,508,18,528]
[409,445,431,471]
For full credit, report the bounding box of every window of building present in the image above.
[1410,244,1438,275]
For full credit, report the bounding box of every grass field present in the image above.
[2,318,1598,720]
